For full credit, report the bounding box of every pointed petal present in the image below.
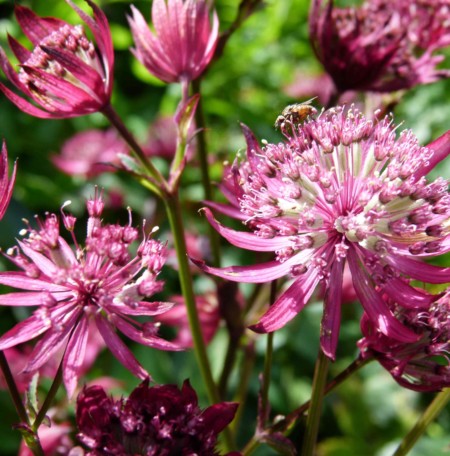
[0,141,16,219]
[204,200,247,221]
[14,5,67,45]
[201,207,290,251]
[24,308,81,373]
[40,46,105,101]
[0,314,51,350]
[414,130,450,179]
[109,300,174,316]
[63,316,89,398]
[95,314,149,380]
[201,402,239,434]
[7,35,31,64]
[0,291,61,306]
[250,269,320,333]
[191,250,309,283]
[0,82,58,118]
[0,47,30,92]
[17,240,59,277]
[320,259,344,360]
[348,249,419,343]
[387,254,450,284]
[382,278,435,309]
[111,314,182,351]
[0,271,69,292]
[20,66,95,111]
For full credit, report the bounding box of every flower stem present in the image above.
[259,280,277,427]
[274,356,371,434]
[191,78,221,267]
[301,349,330,456]
[0,351,29,425]
[393,388,450,456]
[32,360,63,432]
[163,194,234,451]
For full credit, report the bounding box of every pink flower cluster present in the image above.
[0,192,180,397]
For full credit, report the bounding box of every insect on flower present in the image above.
[274,97,318,129]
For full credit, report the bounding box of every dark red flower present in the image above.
[75,380,239,456]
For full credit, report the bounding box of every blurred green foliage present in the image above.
[0,0,449,455]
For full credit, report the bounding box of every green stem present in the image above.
[260,281,277,427]
[0,352,45,456]
[0,351,29,425]
[393,388,450,456]
[191,78,221,267]
[163,194,234,451]
[32,360,63,432]
[273,356,371,434]
[301,349,330,456]
[102,104,167,196]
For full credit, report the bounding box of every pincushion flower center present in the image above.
[334,212,370,242]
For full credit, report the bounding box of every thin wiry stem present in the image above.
[300,349,330,456]
[393,388,450,456]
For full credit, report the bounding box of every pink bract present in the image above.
[0,1,114,119]
[310,0,450,93]
[128,0,219,85]
[0,191,181,397]
[0,141,16,220]
[196,106,450,360]
[358,291,450,392]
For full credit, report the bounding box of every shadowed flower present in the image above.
[0,141,16,220]
[310,0,450,94]
[195,106,450,359]
[52,128,127,178]
[0,191,180,397]
[0,1,114,118]
[128,0,219,91]
[358,290,450,392]
[75,379,239,456]
[155,291,220,347]
[143,116,195,162]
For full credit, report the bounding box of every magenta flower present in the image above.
[52,128,127,178]
[196,106,450,359]
[75,379,239,456]
[0,191,180,397]
[128,0,219,86]
[0,141,16,220]
[310,0,450,94]
[0,1,114,119]
[358,291,450,392]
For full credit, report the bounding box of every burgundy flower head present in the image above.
[0,191,180,397]
[75,379,239,456]
[0,141,16,220]
[358,291,450,392]
[128,0,219,85]
[310,0,450,94]
[0,0,114,119]
[196,106,450,359]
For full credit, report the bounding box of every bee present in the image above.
[274,97,318,129]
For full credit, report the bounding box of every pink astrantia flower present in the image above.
[358,291,450,392]
[0,191,180,397]
[310,0,450,94]
[52,128,127,178]
[196,106,450,359]
[128,0,219,87]
[0,1,114,119]
[75,380,239,456]
[0,141,16,220]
